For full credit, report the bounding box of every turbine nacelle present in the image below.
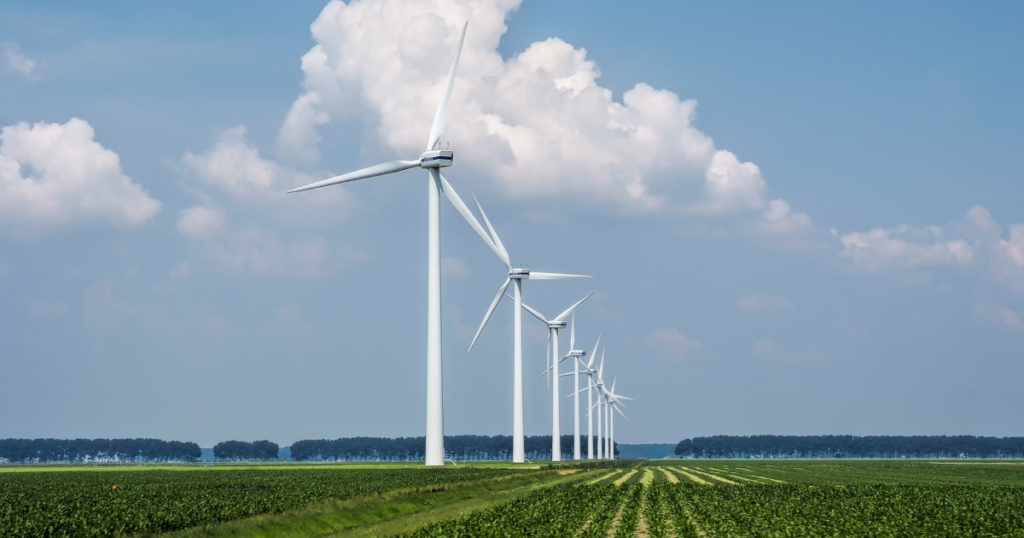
[547,320,567,329]
[568,349,586,357]
[509,268,531,279]
[420,150,453,168]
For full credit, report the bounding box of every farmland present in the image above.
[2,460,1024,537]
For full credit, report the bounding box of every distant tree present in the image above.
[251,440,279,460]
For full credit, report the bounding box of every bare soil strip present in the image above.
[635,487,649,538]
[614,470,638,486]
[668,468,710,485]
[748,474,787,483]
[589,470,622,485]
[660,468,679,484]
[683,467,739,485]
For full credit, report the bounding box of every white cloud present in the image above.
[177,204,225,240]
[272,304,313,336]
[185,126,321,199]
[993,224,1024,290]
[277,92,331,164]
[642,328,701,360]
[0,118,160,234]
[736,292,795,312]
[273,0,804,226]
[839,225,973,270]
[757,199,813,235]
[3,42,37,80]
[441,256,470,278]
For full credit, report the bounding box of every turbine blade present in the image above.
[545,330,551,388]
[611,376,616,394]
[613,404,628,420]
[554,292,595,322]
[288,160,419,193]
[520,301,548,324]
[589,334,602,369]
[528,271,591,280]
[472,196,511,268]
[438,173,508,263]
[569,314,576,351]
[426,22,467,151]
[467,278,511,352]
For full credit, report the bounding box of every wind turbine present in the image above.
[561,326,599,460]
[287,24,491,467]
[521,293,594,462]
[465,197,590,463]
[604,376,631,460]
[575,334,601,459]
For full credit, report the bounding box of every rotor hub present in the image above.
[548,320,567,329]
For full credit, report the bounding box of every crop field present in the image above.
[3,460,1024,537]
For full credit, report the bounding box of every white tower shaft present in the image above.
[551,328,561,462]
[597,394,604,459]
[512,279,525,463]
[425,170,444,466]
[573,360,580,460]
[586,381,593,459]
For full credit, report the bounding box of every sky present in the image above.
[1,0,1022,447]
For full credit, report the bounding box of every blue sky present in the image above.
[1,0,1022,446]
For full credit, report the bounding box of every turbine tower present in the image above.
[575,337,602,459]
[522,293,594,462]
[465,197,590,463]
[288,24,490,467]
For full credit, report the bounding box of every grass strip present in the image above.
[153,470,588,538]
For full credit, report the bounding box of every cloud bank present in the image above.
[271,0,808,230]
[0,118,160,234]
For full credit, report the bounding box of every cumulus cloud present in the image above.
[177,204,225,240]
[0,118,160,234]
[736,292,795,312]
[2,42,37,80]
[757,199,813,235]
[839,225,973,270]
[642,328,701,360]
[269,0,807,228]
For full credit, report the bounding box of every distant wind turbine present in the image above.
[287,24,492,467]
[521,293,594,462]
[465,197,590,463]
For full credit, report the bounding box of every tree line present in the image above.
[0,438,202,463]
[212,440,280,461]
[674,435,1024,458]
[290,435,619,461]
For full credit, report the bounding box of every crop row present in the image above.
[398,471,1024,537]
[0,467,524,537]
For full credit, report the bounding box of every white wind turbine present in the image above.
[465,197,590,463]
[603,376,632,460]
[521,293,594,462]
[560,325,599,460]
[287,24,495,467]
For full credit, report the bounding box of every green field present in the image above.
[3,459,1024,537]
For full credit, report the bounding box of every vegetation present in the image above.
[674,435,1024,458]
[0,438,201,463]
[5,459,1024,537]
[0,466,526,537]
[290,434,617,461]
[212,440,280,461]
